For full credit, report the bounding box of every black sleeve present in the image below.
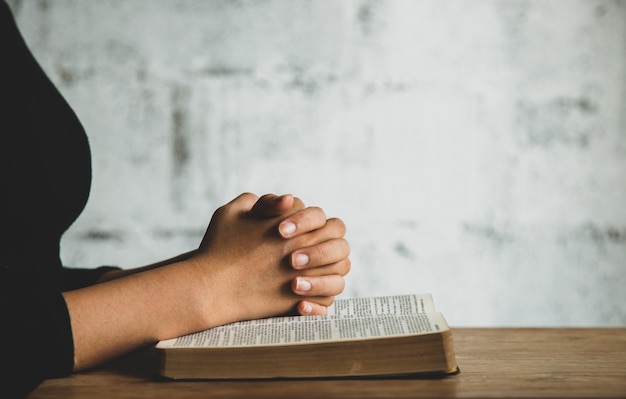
[1,267,75,398]
[1,265,121,399]
[62,266,121,291]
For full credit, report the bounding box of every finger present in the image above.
[218,192,259,216]
[295,258,352,280]
[247,194,294,218]
[278,206,327,238]
[297,300,329,316]
[291,196,305,209]
[285,217,347,256]
[292,275,346,297]
[290,238,350,270]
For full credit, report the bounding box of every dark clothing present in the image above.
[1,2,118,397]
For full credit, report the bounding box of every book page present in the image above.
[328,293,435,317]
[158,312,449,348]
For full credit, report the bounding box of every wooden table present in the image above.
[28,328,626,398]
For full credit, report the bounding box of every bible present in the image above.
[156,293,458,379]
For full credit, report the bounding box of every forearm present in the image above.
[63,259,209,371]
[96,250,198,283]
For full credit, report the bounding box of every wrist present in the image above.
[176,255,240,330]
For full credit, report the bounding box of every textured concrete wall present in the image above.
[9,0,626,326]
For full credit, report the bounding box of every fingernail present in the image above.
[296,278,312,292]
[293,253,309,268]
[301,302,313,314]
[279,222,296,236]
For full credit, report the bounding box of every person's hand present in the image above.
[190,193,350,326]
[247,194,351,316]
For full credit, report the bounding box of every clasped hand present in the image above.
[191,193,351,324]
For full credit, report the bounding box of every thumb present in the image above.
[247,194,294,218]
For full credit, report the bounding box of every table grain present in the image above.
[28,328,626,398]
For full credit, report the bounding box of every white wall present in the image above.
[10,0,626,326]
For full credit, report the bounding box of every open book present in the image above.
[156,293,458,379]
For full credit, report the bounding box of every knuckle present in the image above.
[240,192,257,201]
[341,258,352,275]
[314,276,327,292]
[338,278,346,294]
[340,238,351,256]
[304,206,326,227]
[310,206,326,220]
[327,217,347,235]
[292,196,305,209]
[322,295,336,306]
[311,243,329,263]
